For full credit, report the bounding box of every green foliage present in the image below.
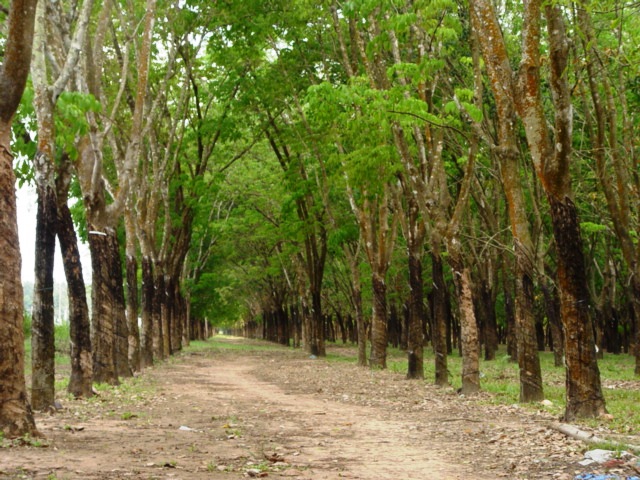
[54,92,101,159]
[54,323,72,357]
[23,313,32,338]
[580,222,608,234]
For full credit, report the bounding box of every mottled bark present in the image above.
[0,136,38,436]
[450,259,480,394]
[515,252,544,401]
[406,251,424,379]
[0,0,40,438]
[168,278,182,353]
[152,266,166,360]
[469,0,545,402]
[112,240,131,378]
[29,2,58,412]
[140,255,154,367]
[30,179,57,411]
[29,0,95,400]
[89,228,119,384]
[369,274,388,369]
[541,280,564,367]
[311,290,325,357]
[473,259,499,362]
[58,201,93,398]
[549,196,606,420]
[354,285,367,367]
[431,252,449,386]
[126,252,140,372]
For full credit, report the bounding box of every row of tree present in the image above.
[0,0,638,437]
[183,0,639,422]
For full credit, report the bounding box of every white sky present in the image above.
[16,182,92,284]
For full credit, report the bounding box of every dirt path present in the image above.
[0,338,634,479]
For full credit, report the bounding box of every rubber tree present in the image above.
[74,0,157,383]
[30,0,95,409]
[467,0,543,402]
[0,0,40,438]
[469,0,606,418]
[575,0,640,375]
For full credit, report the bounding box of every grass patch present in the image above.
[201,336,292,353]
[23,323,71,377]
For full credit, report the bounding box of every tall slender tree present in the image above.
[0,0,40,437]
[30,0,95,409]
[470,0,606,418]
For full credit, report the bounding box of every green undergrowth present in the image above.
[368,343,639,436]
[24,323,71,376]
[200,335,296,354]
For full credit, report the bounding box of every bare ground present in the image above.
[1,337,639,480]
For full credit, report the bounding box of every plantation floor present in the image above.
[2,337,639,479]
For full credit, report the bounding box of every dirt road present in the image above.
[0,338,619,479]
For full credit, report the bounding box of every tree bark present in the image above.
[542,279,564,367]
[515,249,544,401]
[89,227,122,384]
[140,255,154,367]
[369,273,388,369]
[311,290,325,357]
[549,196,606,420]
[406,250,424,379]
[354,284,367,367]
[125,207,141,372]
[0,0,40,438]
[0,135,39,436]
[152,265,166,360]
[450,258,480,394]
[112,235,131,378]
[57,200,93,398]
[30,175,57,411]
[125,252,140,371]
[431,252,449,386]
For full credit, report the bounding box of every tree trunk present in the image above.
[431,252,449,386]
[167,277,181,353]
[125,252,140,372]
[450,258,480,394]
[503,276,517,362]
[140,255,154,367]
[478,280,499,361]
[150,261,164,360]
[369,273,388,369]
[0,128,38,438]
[112,238,131,378]
[311,290,326,357]
[549,196,606,420]
[30,178,58,411]
[515,249,544,402]
[0,0,45,437]
[157,271,170,358]
[354,286,367,366]
[406,251,424,379]
[389,301,400,349]
[542,279,564,367]
[125,206,140,372]
[58,201,93,398]
[89,227,120,384]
